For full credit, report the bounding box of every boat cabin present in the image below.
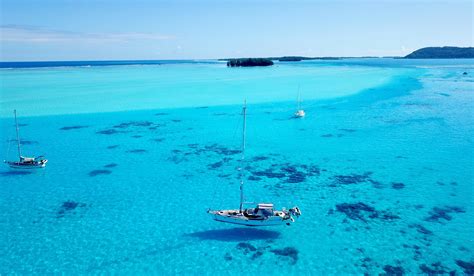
[20,157,36,163]
[244,203,275,219]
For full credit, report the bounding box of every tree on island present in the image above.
[227,58,274,67]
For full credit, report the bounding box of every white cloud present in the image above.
[0,25,174,43]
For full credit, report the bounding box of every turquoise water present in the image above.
[1,59,473,274]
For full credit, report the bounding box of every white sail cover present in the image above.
[20,157,35,162]
[257,203,274,209]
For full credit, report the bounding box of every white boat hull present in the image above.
[5,161,47,169]
[208,210,293,226]
[294,110,306,118]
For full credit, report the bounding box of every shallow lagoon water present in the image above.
[0,59,473,274]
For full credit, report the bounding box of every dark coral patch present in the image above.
[456,260,474,274]
[409,224,433,235]
[321,134,334,138]
[7,139,40,145]
[252,156,269,162]
[204,144,241,156]
[127,149,147,154]
[281,165,298,173]
[392,182,405,189]
[171,119,181,123]
[252,169,286,179]
[154,112,169,116]
[284,171,306,183]
[88,169,112,177]
[425,206,466,222]
[131,135,143,138]
[339,128,356,133]
[224,253,232,261]
[96,129,128,135]
[251,251,263,260]
[270,247,298,265]
[370,180,384,189]
[249,163,319,184]
[383,265,404,275]
[208,161,223,170]
[333,172,372,185]
[107,145,119,149]
[57,200,86,218]
[113,121,154,129]
[59,125,89,131]
[335,202,399,222]
[336,203,376,222]
[419,262,448,275]
[22,140,39,145]
[104,163,118,168]
[151,138,165,142]
[236,242,257,254]
[62,201,81,211]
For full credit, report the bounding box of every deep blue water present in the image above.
[0,59,473,274]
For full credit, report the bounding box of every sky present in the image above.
[0,0,472,61]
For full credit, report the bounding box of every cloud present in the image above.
[0,25,174,43]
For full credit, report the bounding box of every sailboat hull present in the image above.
[294,110,305,118]
[208,210,292,226]
[5,161,47,169]
[6,110,48,170]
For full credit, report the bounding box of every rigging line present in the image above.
[6,136,12,160]
[209,105,243,209]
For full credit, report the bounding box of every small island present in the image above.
[404,47,474,59]
[227,58,274,67]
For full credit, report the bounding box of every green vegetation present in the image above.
[405,47,474,59]
[226,58,274,67]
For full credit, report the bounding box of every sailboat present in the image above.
[208,102,301,226]
[294,90,305,118]
[4,110,48,169]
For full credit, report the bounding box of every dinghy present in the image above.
[208,102,301,226]
[4,110,48,169]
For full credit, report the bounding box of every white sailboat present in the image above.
[294,90,305,118]
[4,110,47,169]
[208,102,301,226]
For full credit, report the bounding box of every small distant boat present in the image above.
[294,89,305,118]
[4,110,47,169]
[208,102,301,226]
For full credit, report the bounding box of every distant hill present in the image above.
[405,47,474,59]
[227,58,274,67]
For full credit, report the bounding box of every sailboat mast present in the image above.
[239,101,247,213]
[297,85,301,110]
[14,110,22,159]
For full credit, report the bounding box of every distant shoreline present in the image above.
[2,47,473,69]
